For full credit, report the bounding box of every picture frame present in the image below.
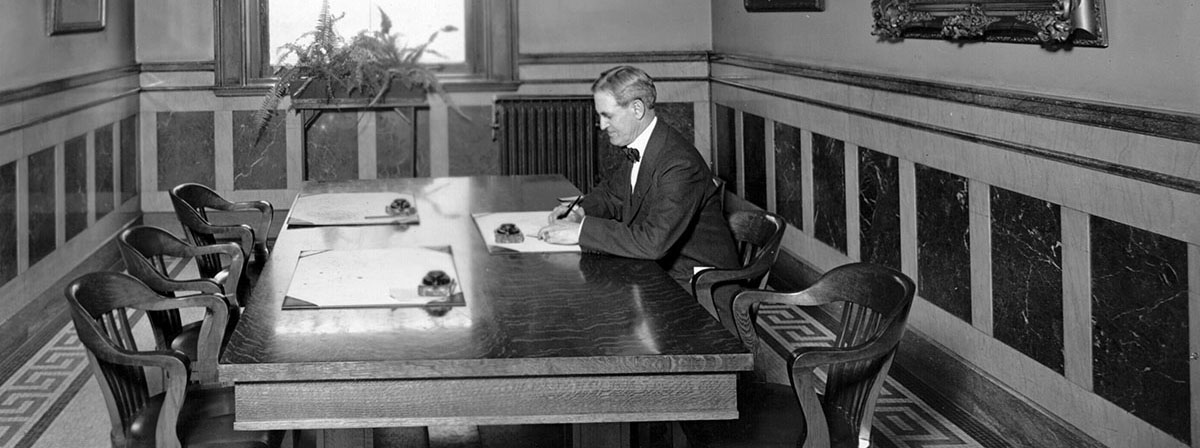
[46,0,107,36]
[745,0,825,13]
[871,0,1107,47]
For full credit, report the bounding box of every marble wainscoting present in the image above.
[27,146,55,266]
[714,104,737,195]
[232,110,287,190]
[1090,215,1189,443]
[657,102,696,146]
[448,106,498,176]
[304,111,359,182]
[812,132,846,254]
[990,186,1064,374]
[741,112,767,208]
[0,161,14,285]
[773,121,802,231]
[119,115,138,203]
[916,164,971,323]
[858,147,900,271]
[94,124,115,220]
[156,111,215,190]
[63,135,88,241]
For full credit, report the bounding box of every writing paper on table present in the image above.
[472,211,581,254]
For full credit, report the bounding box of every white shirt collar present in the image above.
[627,116,657,155]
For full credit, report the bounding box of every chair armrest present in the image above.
[137,293,230,384]
[190,223,255,258]
[192,243,245,302]
[692,265,771,319]
[228,200,274,244]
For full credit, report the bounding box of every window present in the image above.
[214,0,517,94]
[269,1,466,67]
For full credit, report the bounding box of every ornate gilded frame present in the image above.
[872,0,1107,47]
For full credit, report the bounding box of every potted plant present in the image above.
[253,0,458,141]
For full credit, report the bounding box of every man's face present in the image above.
[594,91,640,147]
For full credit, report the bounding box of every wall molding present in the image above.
[712,53,1200,144]
[712,77,1200,196]
[139,61,216,72]
[0,64,139,107]
[0,89,140,138]
[519,51,709,65]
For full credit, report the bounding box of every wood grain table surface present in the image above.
[217,175,753,440]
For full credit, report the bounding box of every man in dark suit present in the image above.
[538,65,738,289]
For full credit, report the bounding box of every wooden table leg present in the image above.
[573,423,631,448]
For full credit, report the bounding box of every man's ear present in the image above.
[632,99,646,119]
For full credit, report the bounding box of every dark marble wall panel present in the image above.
[63,135,87,241]
[859,147,900,271]
[1091,216,1189,443]
[773,122,802,230]
[991,187,1063,373]
[28,147,55,265]
[157,111,215,190]
[94,124,114,220]
[916,164,971,322]
[233,110,287,190]
[812,133,846,253]
[305,111,359,182]
[120,115,138,203]
[0,161,15,286]
[742,112,767,207]
[377,108,418,178]
[656,102,695,146]
[448,106,499,176]
[714,105,737,195]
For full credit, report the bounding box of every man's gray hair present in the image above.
[591,65,656,110]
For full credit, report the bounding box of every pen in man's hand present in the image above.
[556,195,583,220]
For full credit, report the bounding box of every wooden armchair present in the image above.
[117,225,244,384]
[729,262,916,448]
[65,271,282,448]
[169,183,273,271]
[691,210,785,331]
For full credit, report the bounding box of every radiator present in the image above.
[494,96,611,194]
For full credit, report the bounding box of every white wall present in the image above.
[521,0,712,53]
[0,0,135,91]
[711,0,1199,115]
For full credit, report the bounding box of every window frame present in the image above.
[213,0,518,95]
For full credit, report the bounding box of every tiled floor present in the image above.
[0,259,1008,448]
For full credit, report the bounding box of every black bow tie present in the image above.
[622,147,641,163]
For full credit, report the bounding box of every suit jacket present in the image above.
[579,121,738,285]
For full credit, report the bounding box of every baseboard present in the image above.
[765,250,1106,448]
[0,216,141,382]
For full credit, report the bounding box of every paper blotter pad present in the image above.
[282,246,464,309]
[289,192,419,226]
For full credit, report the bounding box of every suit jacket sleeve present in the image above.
[579,164,626,220]
[579,155,708,260]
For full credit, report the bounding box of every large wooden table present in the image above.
[218,175,753,447]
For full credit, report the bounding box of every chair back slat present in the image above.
[727,211,786,289]
[170,184,225,276]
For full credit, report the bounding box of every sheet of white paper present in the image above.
[472,212,581,254]
[289,192,419,226]
[283,247,463,309]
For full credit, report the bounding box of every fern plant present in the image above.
[252,0,457,143]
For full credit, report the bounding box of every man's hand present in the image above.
[547,203,585,224]
[538,221,581,245]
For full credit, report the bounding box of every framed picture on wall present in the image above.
[745,0,824,12]
[46,0,107,36]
